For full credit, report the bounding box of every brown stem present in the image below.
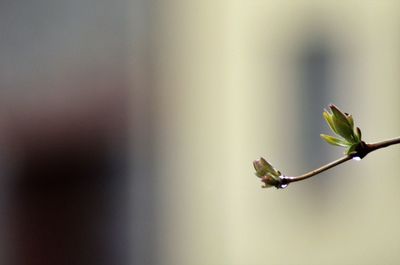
[281,136,400,186]
[282,155,352,184]
[367,137,400,152]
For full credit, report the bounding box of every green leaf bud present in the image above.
[320,134,350,147]
[253,157,281,178]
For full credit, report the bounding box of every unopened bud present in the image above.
[253,157,284,188]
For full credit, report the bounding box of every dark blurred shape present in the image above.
[298,30,333,164]
[296,25,337,201]
[4,92,129,265]
[0,0,134,264]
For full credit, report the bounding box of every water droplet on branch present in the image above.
[278,183,288,189]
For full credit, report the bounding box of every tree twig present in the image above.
[280,136,400,186]
[367,137,400,152]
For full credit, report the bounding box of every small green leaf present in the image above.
[253,157,281,178]
[323,111,337,134]
[320,104,362,153]
[330,104,351,128]
[355,127,362,142]
[346,114,354,130]
[320,134,350,147]
[331,115,355,142]
[346,144,358,155]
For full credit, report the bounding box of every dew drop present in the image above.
[279,183,288,189]
[352,156,361,161]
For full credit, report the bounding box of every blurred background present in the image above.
[1,0,400,264]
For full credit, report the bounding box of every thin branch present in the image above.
[256,104,400,189]
[367,136,400,152]
[282,155,352,184]
[280,136,400,186]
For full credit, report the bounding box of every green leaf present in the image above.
[354,127,362,142]
[320,134,350,147]
[331,115,355,142]
[330,104,352,128]
[346,144,358,155]
[253,157,281,178]
[346,114,354,130]
[323,111,338,134]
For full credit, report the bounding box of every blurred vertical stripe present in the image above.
[0,0,131,264]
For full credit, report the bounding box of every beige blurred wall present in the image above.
[150,1,400,265]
